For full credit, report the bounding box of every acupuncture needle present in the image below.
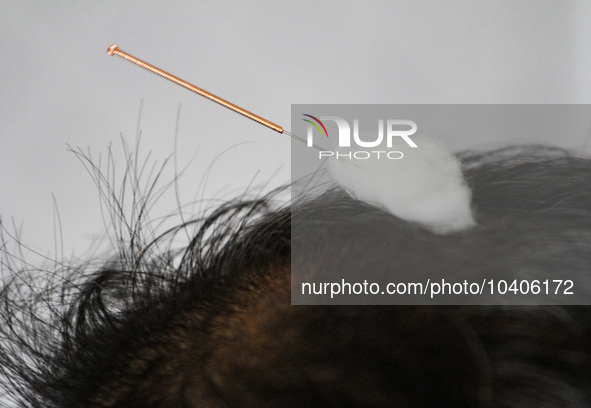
[107,44,327,152]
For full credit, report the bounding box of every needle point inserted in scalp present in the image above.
[283,131,327,152]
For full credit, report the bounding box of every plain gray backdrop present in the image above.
[2,1,591,260]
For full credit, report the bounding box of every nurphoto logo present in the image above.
[303,114,418,160]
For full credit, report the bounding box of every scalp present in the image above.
[1,146,591,407]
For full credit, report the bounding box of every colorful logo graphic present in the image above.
[302,114,328,139]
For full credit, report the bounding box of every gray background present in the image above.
[2,1,591,259]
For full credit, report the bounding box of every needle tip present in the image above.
[107,44,119,55]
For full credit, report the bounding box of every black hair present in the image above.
[0,146,590,407]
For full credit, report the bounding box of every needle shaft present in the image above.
[107,44,329,152]
[107,44,283,133]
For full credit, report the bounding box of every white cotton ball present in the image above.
[328,135,475,234]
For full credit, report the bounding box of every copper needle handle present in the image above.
[107,44,284,134]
